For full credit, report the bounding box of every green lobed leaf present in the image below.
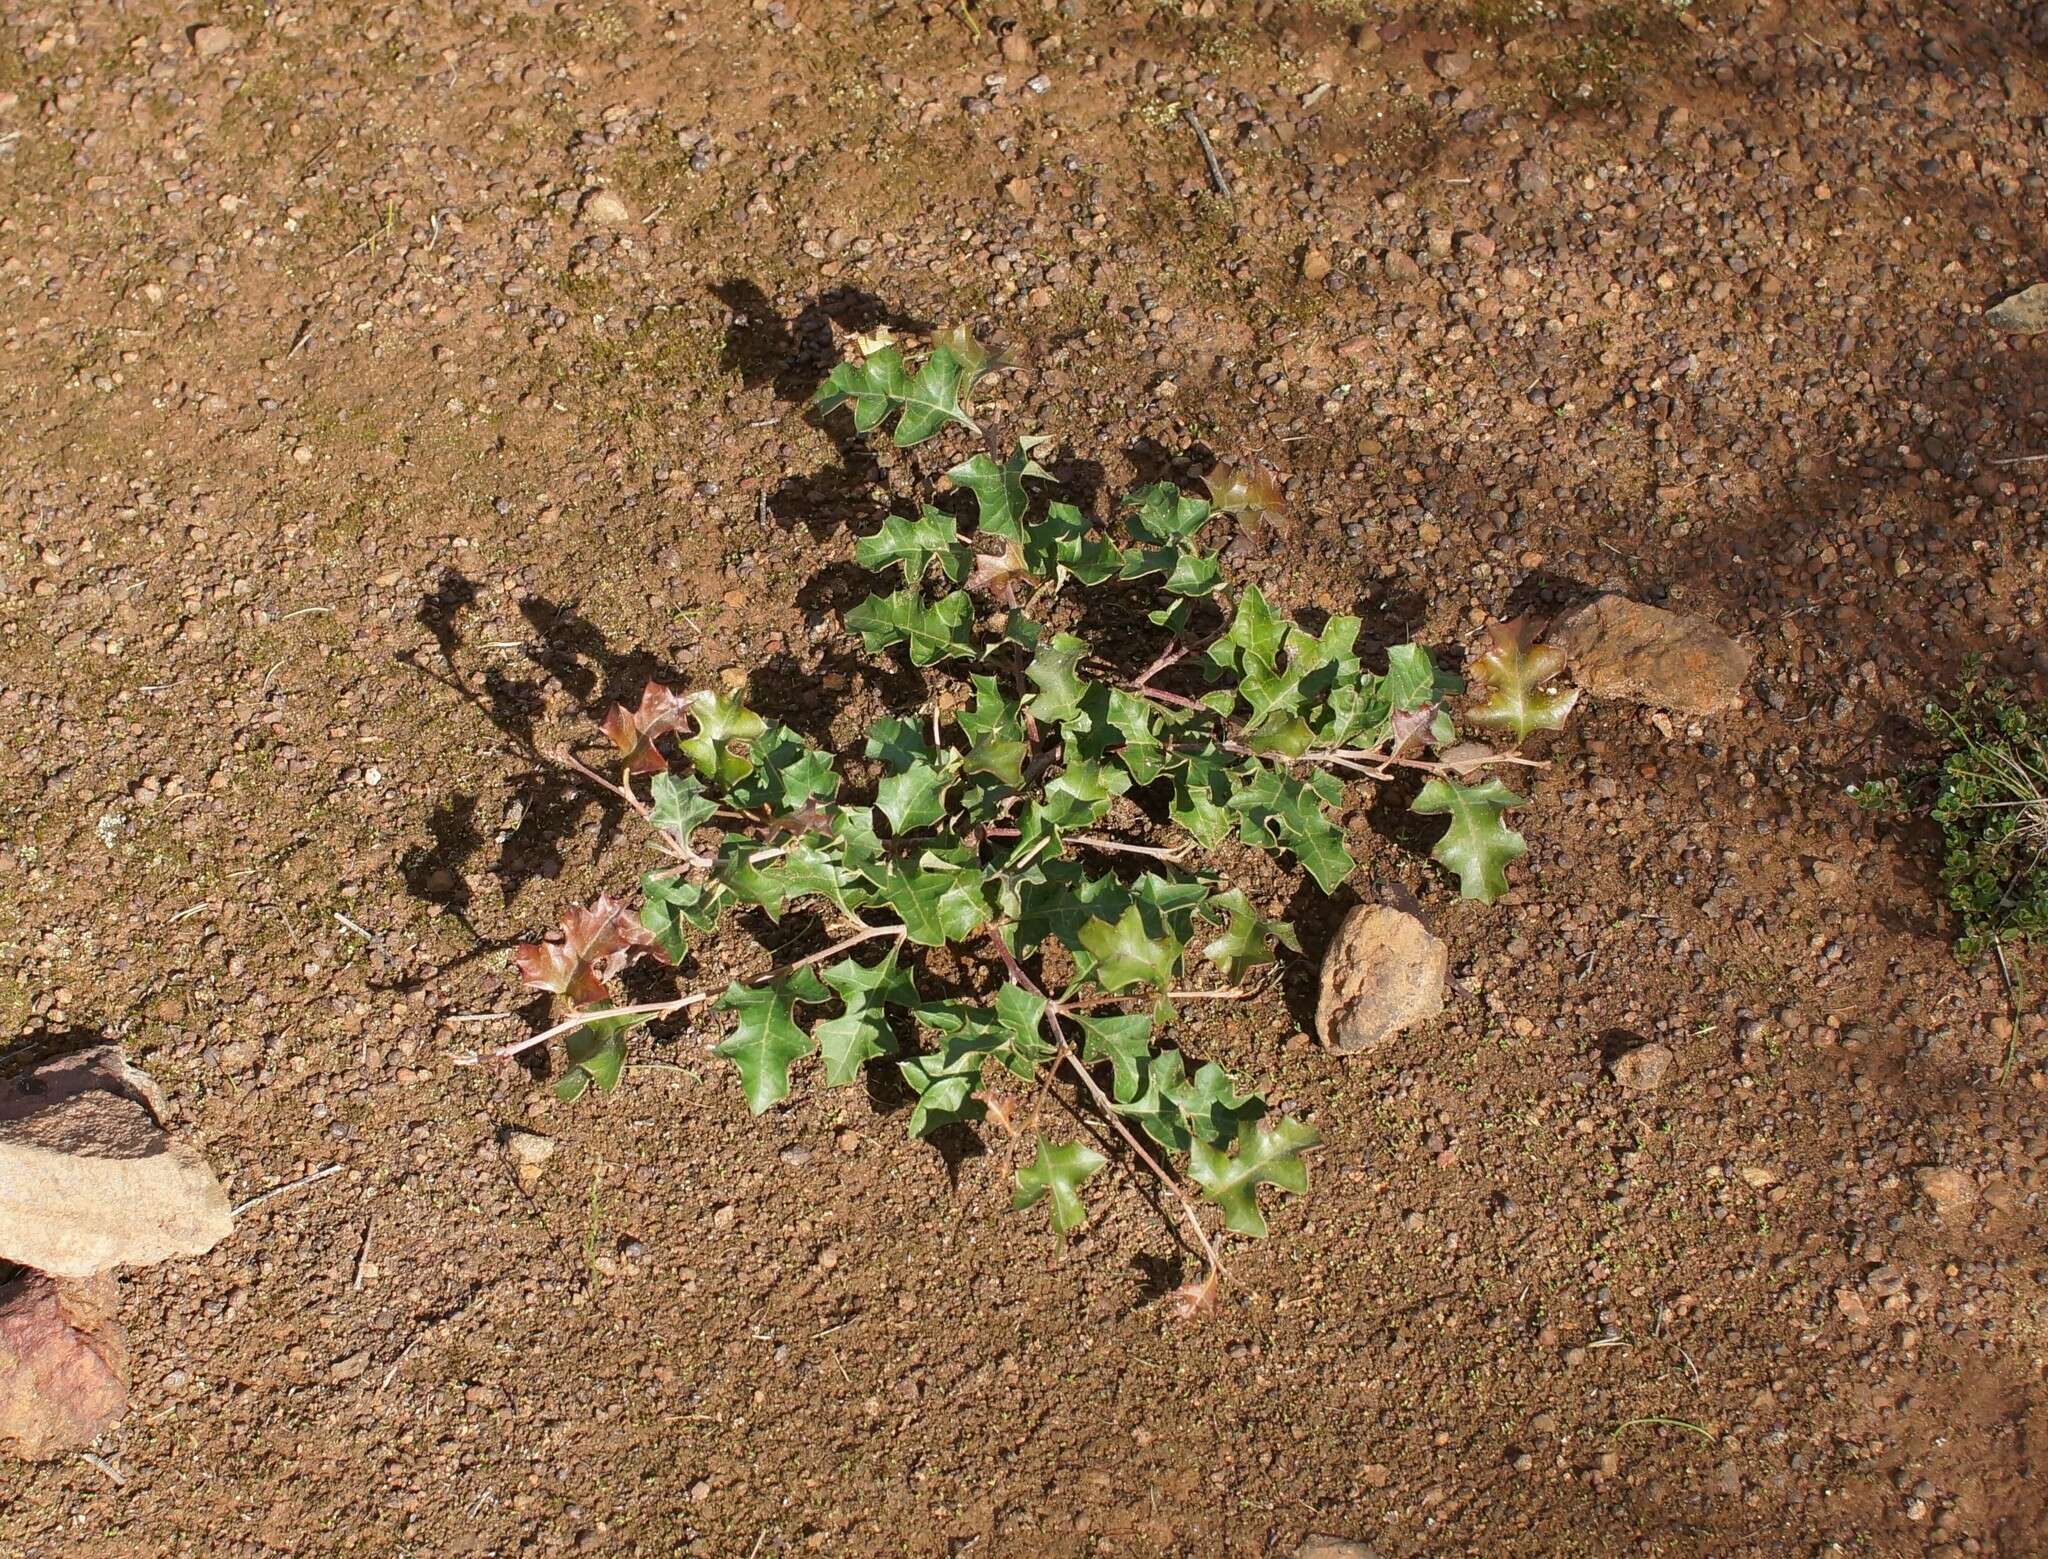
[1173,1061,1266,1148]
[714,968,831,1114]
[1122,482,1213,545]
[1228,761,1356,893]
[1074,1010,1154,1102]
[854,507,973,585]
[1077,904,1182,992]
[899,1046,987,1136]
[1412,776,1528,903]
[947,436,1051,539]
[1024,632,1092,727]
[555,1010,649,1102]
[844,589,977,667]
[678,690,768,788]
[1012,1139,1108,1240]
[648,772,718,847]
[1200,888,1300,982]
[1187,1116,1319,1237]
[814,947,916,1086]
[861,851,989,947]
[1114,1048,1192,1151]
[638,874,720,962]
[875,756,955,834]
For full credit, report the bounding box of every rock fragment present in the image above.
[189,23,236,58]
[1549,595,1751,714]
[0,1047,234,1278]
[1315,905,1447,1054]
[1609,1041,1674,1093]
[1915,1166,1977,1216]
[0,1273,128,1461]
[1985,282,2048,335]
[577,188,631,227]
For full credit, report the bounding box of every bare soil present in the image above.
[2,0,2046,1555]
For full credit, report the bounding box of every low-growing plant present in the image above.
[1855,677,2048,959]
[488,326,1575,1297]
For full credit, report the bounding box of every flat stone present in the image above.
[1985,282,2048,335]
[1550,595,1751,715]
[1316,905,1447,1054]
[0,1047,234,1278]
[0,1273,128,1460]
[1915,1166,1977,1215]
[189,23,236,58]
[1296,1537,1382,1559]
[577,188,631,227]
[1609,1041,1674,1092]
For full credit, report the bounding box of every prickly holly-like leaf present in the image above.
[1384,643,1463,712]
[1042,502,1123,586]
[1412,776,1528,903]
[1204,458,1286,522]
[814,947,915,1086]
[1113,1048,1192,1151]
[1207,584,1286,681]
[865,715,938,772]
[600,681,693,775]
[854,507,973,585]
[724,725,838,816]
[1012,1139,1107,1240]
[844,589,976,667]
[813,335,987,446]
[899,1046,987,1136]
[1170,1061,1266,1148]
[673,689,769,789]
[1187,1116,1319,1237]
[1024,632,1092,727]
[1077,904,1182,992]
[1122,482,1213,545]
[1200,888,1300,982]
[1467,617,1580,743]
[964,539,1033,605]
[638,874,719,962]
[811,343,913,434]
[1227,762,1356,893]
[875,756,955,834]
[947,436,1051,538]
[861,852,989,947]
[1168,746,1238,849]
[990,981,1054,1077]
[1074,1010,1153,1102]
[515,894,661,1004]
[648,772,718,850]
[555,1010,650,1101]
[714,969,831,1114]
[1118,544,1223,598]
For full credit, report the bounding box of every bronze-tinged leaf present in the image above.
[964,539,1033,605]
[1205,458,1286,522]
[514,893,662,1004]
[1468,617,1579,744]
[600,681,693,775]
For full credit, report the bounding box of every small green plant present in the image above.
[493,326,1574,1298]
[1855,678,2048,959]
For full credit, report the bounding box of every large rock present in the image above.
[0,1047,233,1278]
[1985,282,2048,335]
[0,1272,128,1460]
[1550,594,1751,715]
[1316,905,1447,1054]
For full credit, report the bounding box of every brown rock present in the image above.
[1315,905,1447,1054]
[1000,31,1035,64]
[1984,282,2048,335]
[577,188,631,227]
[1609,1041,1674,1092]
[188,23,236,58]
[1302,247,1331,283]
[1430,50,1472,80]
[1550,595,1751,715]
[1915,1166,1977,1215]
[0,1273,128,1460]
[1296,1537,1381,1559]
[1384,249,1421,282]
[0,1047,234,1278]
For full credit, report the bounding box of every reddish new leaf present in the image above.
[1205,458,1286,522]
[600,681,692,775]
[514,893,663,1005]
[1468,618,1579,744]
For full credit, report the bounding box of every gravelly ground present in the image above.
[1,0,2045,1554]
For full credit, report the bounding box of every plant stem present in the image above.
[487,924,905,1063]
[1052,986,1250,1013]
[1054,1036,1225,1282]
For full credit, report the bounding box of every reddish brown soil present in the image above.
[3,0,2046,1554]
